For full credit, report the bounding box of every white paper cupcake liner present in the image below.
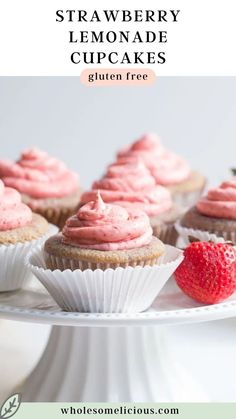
[0,224,58,292]
[175,221,227,247]
[43,251,162,271]
[26,245,184,313]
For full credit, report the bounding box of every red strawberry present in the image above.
[174,241,236,304]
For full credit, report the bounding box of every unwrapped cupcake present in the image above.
[176,177,236,244]
[27,193,183,313]
[0,179,56,291]
[0,148,81,229]
[117,133,206,207]
[80,161,182,245]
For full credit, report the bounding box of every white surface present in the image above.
[1,1,236,76]
[0,320,51,403]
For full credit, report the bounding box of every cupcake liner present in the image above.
[152,223,178,246]
[175,221,227,246]
[0,224,58,292]
[33,206,78,230]
[26,245,184,313]
[44,251,162,272]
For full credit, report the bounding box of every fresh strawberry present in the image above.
[174,241,236,304]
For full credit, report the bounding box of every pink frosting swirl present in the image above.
[0,180,32,231]
[63,192,153,250]
[0,148,79,199]
[117,133,191,185]
[81,161,172,217]
[197,178,236,220]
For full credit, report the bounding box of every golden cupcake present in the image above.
[117,133,206,207]
[45,192,165,271]
[80,161,181,245]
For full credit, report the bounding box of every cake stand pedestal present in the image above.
[21,325,203,402]
[0,279,236,402]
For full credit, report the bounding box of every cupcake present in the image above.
[0,179,52,291]
[117,133,206,207]
[80,161,182,245]
[27,193,183,313]
[0,148,81,229]
[177,178,236,244]
[45,192,165,271]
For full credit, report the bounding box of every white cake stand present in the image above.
[0,279,236,402]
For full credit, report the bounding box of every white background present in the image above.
[0,76,236,402]
[0,0,236,75]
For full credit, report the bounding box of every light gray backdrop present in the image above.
[0,77,236,402]
[0,77,235,188]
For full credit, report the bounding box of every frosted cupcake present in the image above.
[80,161,181,245]
[177,178,236,244]
[0,148,81,229]
[117,133,206,207]
[0,179,50,291]
[45,192,165,271]
[27,193,183,312]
